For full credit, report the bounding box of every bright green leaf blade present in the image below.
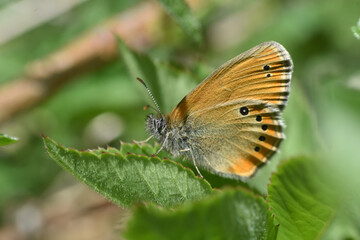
[0,134,18,146]
[267,157,338,240]
[124,188,278,240]
[43,136,212,208]
[91,142,157,156]
[156,0,202,43]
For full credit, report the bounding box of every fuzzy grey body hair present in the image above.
[145,114,197,160]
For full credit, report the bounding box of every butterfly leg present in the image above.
[179,148,204,179]
[153,132,170,156]
[133,135,153,145]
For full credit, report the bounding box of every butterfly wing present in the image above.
[170,41,293,179]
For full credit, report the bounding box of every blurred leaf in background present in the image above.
[156,0,203,44]
[352,18,360,39]
[0,134,18,146]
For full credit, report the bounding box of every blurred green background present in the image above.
[0,0,359,239]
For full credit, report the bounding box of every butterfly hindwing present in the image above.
[184,100,284,178]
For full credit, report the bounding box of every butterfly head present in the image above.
[146,114,168,139]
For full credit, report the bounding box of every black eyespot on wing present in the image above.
[259,136,265,141]
[240,107,249,115]
[262,125,268,131]
[254,146,260,152]
[256,116,262,122]
[263,65,270,71]
[266,73,271,77]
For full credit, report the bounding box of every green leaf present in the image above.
[156,0,202,43]
[352,18,360,40]
[118,39,164,111]
[43,136,212,208]
[124,188,278,240]
[0,134,18,146]
[267,157,338,240]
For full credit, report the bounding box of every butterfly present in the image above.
[139,41,293,180]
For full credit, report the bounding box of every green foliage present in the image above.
[118,39,164,110]
[156,0,202,43]
[43,134,346,239]
[118,35,198,114]
[352,18,360,39]
[0,133,18,146]
[124,188,278,240]
[43,136,212,208]
[268,157,338,240]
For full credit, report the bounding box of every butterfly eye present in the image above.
[254,146,260,152]
[259,136,266,141]
[240,107,249,115]
[263,65,270,70]
[261,125,268,131]
[256,116,262,122]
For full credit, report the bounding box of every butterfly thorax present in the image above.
[146,113,191,157]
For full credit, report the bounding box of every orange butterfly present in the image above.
[139,41,293,180]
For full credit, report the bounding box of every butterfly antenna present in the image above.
[136,77,162,114]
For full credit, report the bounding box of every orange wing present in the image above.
[170,41,293,179]
[171,41,292,123]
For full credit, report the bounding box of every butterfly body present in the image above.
[146,112,221,177]
[145,41,293,180]
[146,113,196,159]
